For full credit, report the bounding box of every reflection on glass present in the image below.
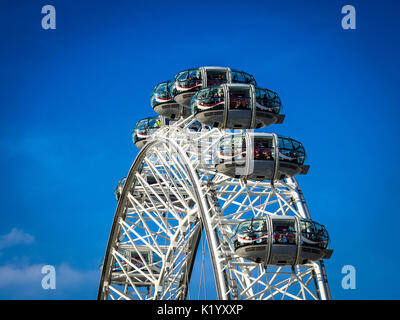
[175,69,202,92]
[277,137,305,165]
[133,117,162,144]
[255,88,281,114]
[300,220,329,249]
[191,86,225,114]
[218,135,246,162]
[231,70,257,85]
[233,219,269,249]
[151,81,173,108]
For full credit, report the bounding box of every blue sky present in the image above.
[0,0,399,299]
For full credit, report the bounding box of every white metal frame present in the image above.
[98,116,331,300]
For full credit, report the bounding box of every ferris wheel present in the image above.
[97,66,333,300]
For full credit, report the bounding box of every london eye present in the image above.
[98,66,333,300]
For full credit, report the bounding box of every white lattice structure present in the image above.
[98,115,332,300]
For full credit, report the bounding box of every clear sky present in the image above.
[0,0,399,299]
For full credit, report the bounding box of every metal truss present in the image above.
[98,117,331,300]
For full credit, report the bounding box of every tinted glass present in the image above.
[229,87,251,110]
[207,70,227,86]
[219,135,246,160]
[255,88,281,114]
[278,137,305,165]
[300,220,329,249]
[272,220,296,245]
[254,136,274,161]
[231,70,256,85]
[175,69,202,90]
[192,86,225,114]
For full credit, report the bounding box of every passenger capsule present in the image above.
[215,133,309,181]
[110,246,162,286]
[151,81,182,120]
[191,84,284,129]
[132,116,166,149]
[171,67,257,108]
[231,216,333,265]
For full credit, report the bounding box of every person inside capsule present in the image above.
[229,89,250,110]
[273,221,296,245]
[254,138,274,161]
[176,69,202,91]
[207,70,227,87]
[232,217,331,264]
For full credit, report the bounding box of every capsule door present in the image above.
[203,67,230,87]
[247,134,276,180]
[225,85,253,129]
[268,218,298,265]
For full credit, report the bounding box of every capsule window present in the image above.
[231,70,256,85]
[251,219,268,233]
[254,137,274,161]
[132,117,163,147]
[195,86,225,111]
[300,220,329,249]
[272,220,296,245]
[136,119,148,130]
[151,82,172,108]
[188,69,201,80]
[229,87,251,110]
[176,69,202,90]
[147,118,161,129]
[278,137,305,165]
[231,71,246,83]
[169,81,178,96]
[155,83,169,98]
[207,70,227,87]
[236,221,252,234]
[236,219,267,234]
[177,71,188,81]
[218,135,246,163]
[255,88,281,114]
